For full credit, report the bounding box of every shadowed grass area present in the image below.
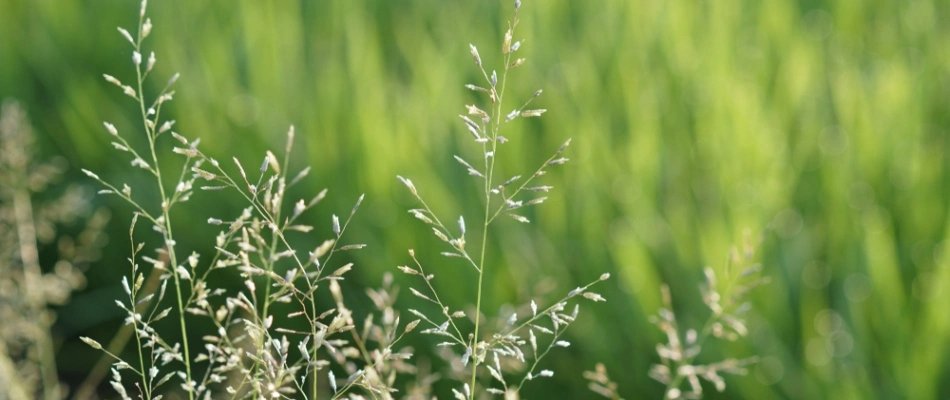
[2,0,949,398]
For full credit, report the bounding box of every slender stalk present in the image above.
[468,8,520,398]
[306,301,331,399]
[469,60,503,400]
[254,176,282,399]
[130,273,152,399]
[469,192,492,396]
[132,8,193,397]
[75,264,164,400]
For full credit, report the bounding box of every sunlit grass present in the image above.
[2,0,948,398]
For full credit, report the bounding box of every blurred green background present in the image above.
[2,0,950,398]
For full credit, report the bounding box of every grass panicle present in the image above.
[77,1,767,399]
[586,231,767,400]
[396,2,609,399]
[82,2,416,399]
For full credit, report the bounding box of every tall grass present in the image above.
[395,1,609,398]
[3,0,948,398]
[78,1,611,398]
[81,1,401,398]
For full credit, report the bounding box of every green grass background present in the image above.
[2,0,949,398]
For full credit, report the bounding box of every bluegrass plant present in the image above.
[585,232,767,400]
[79,0,614,398]
[648,232,766,399]
[81,1,412,398]
[395,1,609,398]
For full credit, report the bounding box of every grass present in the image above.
[0,100,109,399]
[394,3,610,397]
[77,1,611,399]
[81,1,395,397]
[2,0,949,398]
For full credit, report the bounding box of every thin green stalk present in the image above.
[260,197,281,322]
[132,10,193,398]
[469,70,501,400]
[74,265,163,400]
[468,10,518,397]
[469,197,491,397]
[311,292,319,400]
[127,221,152,400]
[254,175,282,399]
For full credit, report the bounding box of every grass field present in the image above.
[2,0,949,398]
